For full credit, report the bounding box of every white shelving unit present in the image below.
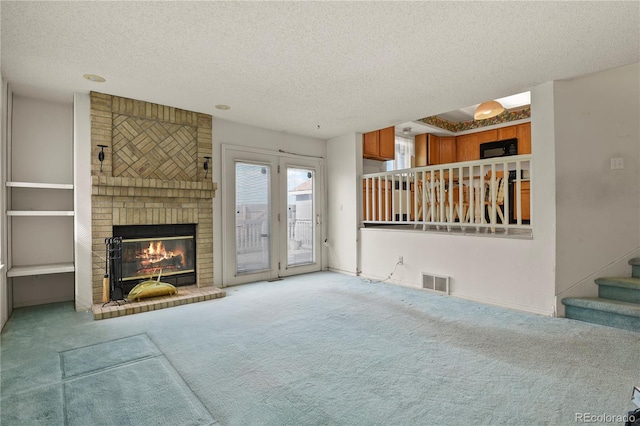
[4,95,76,308]
[7,263,75,278]
[7,210,75,217]
[5,181,75,279]
[6,181,74,190]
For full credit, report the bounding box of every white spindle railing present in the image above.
[362,155,532,233]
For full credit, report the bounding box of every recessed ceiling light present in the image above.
[215,104,231,110]
[83,74,106,83]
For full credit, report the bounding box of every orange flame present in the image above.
[139,241,185,268]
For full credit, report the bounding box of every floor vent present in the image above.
[422,273,450,295]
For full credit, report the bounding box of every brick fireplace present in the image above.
[90,92,214,304]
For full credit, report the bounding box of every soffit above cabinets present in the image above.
[436,92,531,124]
[396,92,531,137]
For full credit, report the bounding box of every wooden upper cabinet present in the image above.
[455,133,479,162]
[362,126,395,161]
[454,123,529,162]
[517,122,531,154]
[415,133,428,167]
[363,130,380,158]
[498,126,517,140]
[427,135,456,165]
[439,137,456,164]
[401,122,531,166]
[378,126,395,160]
[477,129,497,143]
[427,135,440,165]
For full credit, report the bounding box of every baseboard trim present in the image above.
[453,293,555,317]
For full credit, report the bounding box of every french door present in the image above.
[222,146,323,286]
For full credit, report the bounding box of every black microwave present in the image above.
[480,138,518,159]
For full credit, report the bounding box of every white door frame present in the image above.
[221,145,324,286]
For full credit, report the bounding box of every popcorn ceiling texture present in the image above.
[90,92,214,304]
[3,2,637,139]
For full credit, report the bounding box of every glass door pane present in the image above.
[287,167,314,266]
[235,162,271,275]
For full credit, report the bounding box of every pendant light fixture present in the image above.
[474,100,505,120]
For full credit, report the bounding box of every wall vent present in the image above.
[422,273,450,295]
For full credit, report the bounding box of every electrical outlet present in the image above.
[398,256,403,265]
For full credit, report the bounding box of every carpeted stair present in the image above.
[562,258,640,333]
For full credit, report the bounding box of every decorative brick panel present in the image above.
[90,92,214,304]
[112,115,198,180]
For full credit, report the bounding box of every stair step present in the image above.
[595,277,640,303]
[630,258,640,278]
[562,297,640,333]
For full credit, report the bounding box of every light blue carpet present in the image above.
[1,271,639,425]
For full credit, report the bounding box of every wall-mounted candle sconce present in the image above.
[204,156,211,179]
[97,145,107,172]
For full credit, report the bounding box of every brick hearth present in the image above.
[92,285,225,320]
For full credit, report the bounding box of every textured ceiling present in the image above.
[1,1,638,140]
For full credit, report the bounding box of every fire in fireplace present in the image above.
[122,236,194,279]
[114,224,197,293]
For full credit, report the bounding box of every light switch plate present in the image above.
[611,157,624,170]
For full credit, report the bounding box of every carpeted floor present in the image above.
[1,271,639,425]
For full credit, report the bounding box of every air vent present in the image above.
[422,273,450,295]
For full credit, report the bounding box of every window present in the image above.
[386,135,414,171]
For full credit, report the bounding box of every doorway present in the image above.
[222,146,323,286]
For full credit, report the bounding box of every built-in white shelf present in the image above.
[7,210,75,217]
[7,263,75,278]
[6,181,74,190]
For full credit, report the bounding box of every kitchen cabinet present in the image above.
[455,133,479,162]
[498,126,517,140]
[363,126,395,161]
[427,135,439,165]
[415,122,530,165]
[428,135,456,165]
[455,122,530,162]
[477,129,497,143]
[517,122,531,154]
[415,133,428,167]
[439,137,456,164]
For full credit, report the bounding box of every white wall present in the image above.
[73,93,93,311]
[553,63,640,314]
[358,81,559,316]
[326,133,362,275]
[11,96,73,183]
[211,118,327,285]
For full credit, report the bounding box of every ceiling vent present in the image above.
[422,273,450,295]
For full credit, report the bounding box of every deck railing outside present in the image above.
[362,155,532,233]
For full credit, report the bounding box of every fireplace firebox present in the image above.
[113,224,196,294]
